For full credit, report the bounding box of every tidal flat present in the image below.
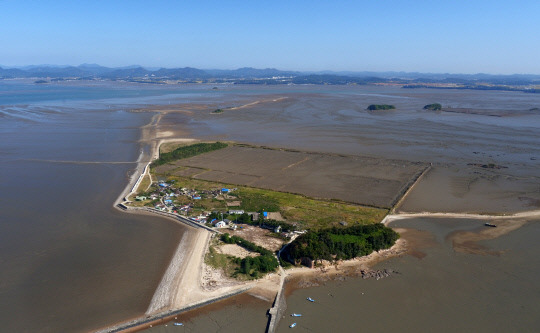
[137,84,540,332]
[1,81,539,332]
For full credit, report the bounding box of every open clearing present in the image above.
[155,145,427,208]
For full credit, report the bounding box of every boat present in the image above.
[173,322,184,326]
[290,323,297,328]
[307,297,315,302]
[484,223,497,227]
[291,313,302,317]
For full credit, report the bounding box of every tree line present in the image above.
[152,142,228,167]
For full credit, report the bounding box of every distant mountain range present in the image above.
[1,64,539,88]
[0,64,299,80]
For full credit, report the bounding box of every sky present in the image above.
[1,0,539,74]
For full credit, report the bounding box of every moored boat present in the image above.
[290,323,297,328]
[291,313,302,317]
[173,322,184,326]
[484,223,497,227]
[307,297,315,302]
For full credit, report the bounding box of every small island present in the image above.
[423,103,442,111]
[367,104,396,110]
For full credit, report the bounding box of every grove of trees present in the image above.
[284,224,399,264]
[152,142,228,167]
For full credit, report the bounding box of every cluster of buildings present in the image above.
[133,181,248,228]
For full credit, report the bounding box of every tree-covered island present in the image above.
[367,104,396,110]
[423,103,442,111]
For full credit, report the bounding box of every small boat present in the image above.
[291,313,302,317]
[290,323,297,328]
[173,322,184,326]
[484,223,497,227]
[307,297,315,302]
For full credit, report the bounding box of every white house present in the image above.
[214,221,227,228]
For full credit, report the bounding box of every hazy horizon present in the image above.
[1,1,539,75]
[2,63,540,77]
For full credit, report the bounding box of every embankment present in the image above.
[95,287,251,333]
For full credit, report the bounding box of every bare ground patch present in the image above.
[168,145,427,208]
[215,244,258,258]
[227,225,285,252]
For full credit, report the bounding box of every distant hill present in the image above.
[153,67,209,79]
[205,67,299,78]
[100,67,151,79]
[0,64,539,90]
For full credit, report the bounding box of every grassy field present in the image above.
[205,245,240,278]
[237,187,387,229]
[205,243,259,280]
[152,173,387,230]
[127,174,151,203]
[137,174,151,192]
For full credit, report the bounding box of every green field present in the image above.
[151,173,387,229]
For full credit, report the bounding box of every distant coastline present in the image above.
[1,64,539,93]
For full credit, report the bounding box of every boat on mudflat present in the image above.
[173,322,184,326]
[291,313,302,317]
[290,323,297,328]
[307,297,315,302]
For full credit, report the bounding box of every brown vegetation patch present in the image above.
[168,145,427,208]
[215,244,258,258]
[228,225,284,252]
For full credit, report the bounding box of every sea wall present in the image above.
[390,163,432,213]
[266,267,287,333]
[95,287,251,333]
[117,205,217,233]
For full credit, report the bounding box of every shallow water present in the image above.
[142,293,271,333]
[276,218,540,332]
[0,81,198,332]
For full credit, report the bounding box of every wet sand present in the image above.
[398,165,540,213]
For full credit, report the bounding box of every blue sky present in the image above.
[1,0,539,74]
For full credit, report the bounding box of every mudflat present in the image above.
[155,145,428,208]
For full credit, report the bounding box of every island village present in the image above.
[132,179,300,239]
